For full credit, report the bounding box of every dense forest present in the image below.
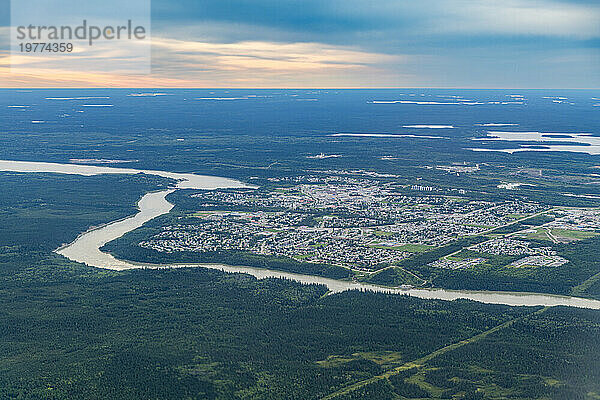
[0,172,173,252]
[0,260,535,399]
[404,235,600,298]
[1,172,600,399]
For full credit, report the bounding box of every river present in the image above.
[2,159,600,310]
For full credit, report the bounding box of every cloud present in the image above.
[0,37,411,87]
[151,0,600,40]
[437,0,600,38]
[151,38,411,87]
[152,38,403,71]
[0,0,599,87]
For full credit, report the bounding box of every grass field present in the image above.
[517,227,599,242]
[370,244,433,253]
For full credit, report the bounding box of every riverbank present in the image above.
[2,159,600,309]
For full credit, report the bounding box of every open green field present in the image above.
[395,244,435,253]
[517,227,599,242]
[370,243,434,253]
[552,228,599,241]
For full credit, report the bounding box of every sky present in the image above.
[0,0,599,88]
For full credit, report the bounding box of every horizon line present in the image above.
[1,87,599,90]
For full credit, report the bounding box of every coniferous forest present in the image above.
[1,172,599,399]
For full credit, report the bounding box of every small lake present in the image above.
[468,130,600,155]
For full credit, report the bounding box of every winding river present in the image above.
[2,159,600,310]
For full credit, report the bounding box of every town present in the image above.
[133,174,600,276]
